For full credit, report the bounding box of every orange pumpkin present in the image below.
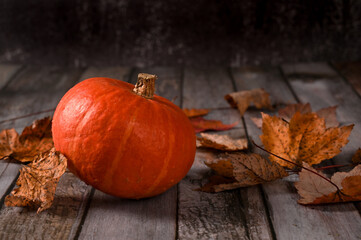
[52,73,196,199]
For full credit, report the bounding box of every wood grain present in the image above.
[0,66,92,240]
[178,67,272,240]
[77,67,180,240]
[231,64,361,240]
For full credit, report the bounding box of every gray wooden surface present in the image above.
[0,63,360,240]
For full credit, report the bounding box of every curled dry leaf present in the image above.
[352,148,361,165]
[183,108,210,118]
[190,117,239,133]
[5,148,67,213]
[260,112,353,169]
[295,163,361,204]
[197,133,248,151]
[199,152,288,192]
[225,88,272,116]
[0,117,53,162]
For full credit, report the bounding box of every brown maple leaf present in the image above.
[183,108,210,118]
[278,103,339,128]
[225,88,272,116]
[199,152,288,192]
[251,104,339,129]
[315,106,339,128]
[196,133,248,151]
[5,148,67,213]
[295,163,361,204]
[0,117,53,162]
[190,117,239,133]
[278,103,312,122]
[260,112,353,168]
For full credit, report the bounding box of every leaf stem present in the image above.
[315,164,349,171]
[251,140,341,192]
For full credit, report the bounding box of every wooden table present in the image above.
[0,63,360,240]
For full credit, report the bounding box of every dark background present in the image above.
[0,0,360,67]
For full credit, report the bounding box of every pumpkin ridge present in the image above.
[102,97,141,191]
[68,88,123,179]
[143,104,176,196]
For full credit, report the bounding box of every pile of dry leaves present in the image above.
[0,88,360,213]
[184,88,361,205]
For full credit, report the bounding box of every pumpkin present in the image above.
[52,73,196,199]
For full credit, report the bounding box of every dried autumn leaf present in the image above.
[190,117,239,133]
[316,106,339,128]
[251,103,339,129]
[278,103,312,122]
[352,148,361,165]
[295,163,361,204]
[0,117,53,162]
[183,108,210,118]
[197,133,248,151]
[278,103,339,128]
[199,152,288,192]
[5,148,67,213]
[260,112,353,168]
[225,88,272,116]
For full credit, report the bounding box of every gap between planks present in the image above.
[178,67,273,240]
[0,65,91,240]
[231,63,361,240]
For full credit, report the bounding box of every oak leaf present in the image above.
[5,148,67,213]
[0,117,53,162]
[199,152,288,192]
[260,112,353,168]
[197,133,248,151]
[225,88,272,116]
[183,108,210,118]
[190,117,239,133]
[295,163,361,204]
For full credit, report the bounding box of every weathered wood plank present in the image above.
[0,66,83,131]
[283,62,361,223]
[0,64,22,90]
[78,186,177,240]
[332,61,361,97]
[232,65,361,240]
[178,67,272,240]
[0,66,94,240]
[77,67,180,240]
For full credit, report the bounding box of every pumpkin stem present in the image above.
[133,73,157,99]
